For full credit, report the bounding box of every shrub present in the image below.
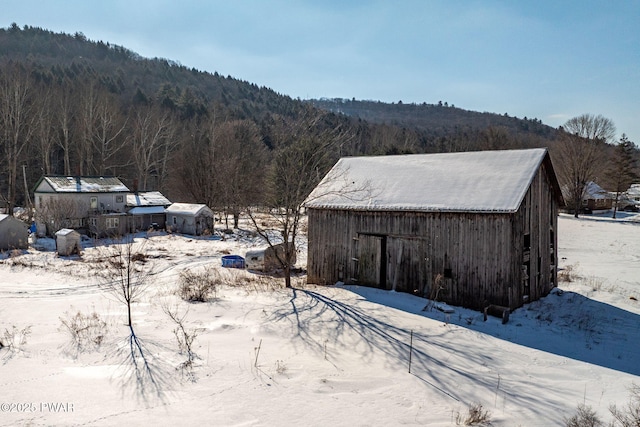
[564,404,603,427]
[178,267,221,302]
[2,325,32,352]
[610,383,640,426]
[559,263,577,282]
[59,309,108,354]
[162,302,199,378]
[455,402,492,426]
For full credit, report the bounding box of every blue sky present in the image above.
[3,1,639,143]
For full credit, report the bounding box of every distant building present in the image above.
[305,148,564,312]
[126,191,171,232]
[626,184,640,202]
[0,214,29,251]
[55,228,82,256]
[34,176,130,237]
[165,203,214,236]
[581,181,614,212]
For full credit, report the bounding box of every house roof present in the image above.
[304,148,562,213]
[165,203,213,216]
[35,176,129,193]
[128,206,166,215]
[0,214,27,228]
[126,191,171,207]
[626,184,640,198]
[583,181,612,200]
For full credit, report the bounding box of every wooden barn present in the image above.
[304,148,564,312]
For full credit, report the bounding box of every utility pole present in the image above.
[22,164,33,219]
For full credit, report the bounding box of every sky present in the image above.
[3,0,639,143]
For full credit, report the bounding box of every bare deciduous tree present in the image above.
[564,114,616,144]
[247,111,349,288]
[34,198,82,236]
[32,85,56,175]
[214,119,267,228]
[553,114,616,217]
[131,105,178,191]
[0,63,34,215]
[97,236,151,332]
[54,81,77,175]
[92,92,129,175]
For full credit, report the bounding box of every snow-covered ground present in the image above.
[1,213,639,426]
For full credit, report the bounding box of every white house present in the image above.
[165,203,214,236]
[34,176,130,236]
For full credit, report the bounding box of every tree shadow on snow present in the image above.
[266,286,565,422]
[104,329,176,406]
[343,285,640,376]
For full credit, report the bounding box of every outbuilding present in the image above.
[304,148,564,312]
[126,191,171,232]
[0,214,29,251]
[165,203,214,236]
[245,243,296,272]
[55,228,82,256]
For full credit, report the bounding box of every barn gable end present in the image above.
[305,148,562,311]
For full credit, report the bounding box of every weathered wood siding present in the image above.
[512,160,559,306]
[306,162,559,311]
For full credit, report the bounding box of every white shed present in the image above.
[245,243,295,272]
[165,203,214,236]
[55,228,82,256]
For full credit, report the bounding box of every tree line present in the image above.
[1,24,639,224]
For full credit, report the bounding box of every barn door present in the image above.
[356,233,387,289]
[386,237,429,295]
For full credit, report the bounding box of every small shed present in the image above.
[245,243,296,272]
[0,214,29,251]
[165,203,214,236]
[55,228,82,256]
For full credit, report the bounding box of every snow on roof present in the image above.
[55,228,79,236]
[583,181,612,200]
[40,176,129,193]
[165,203,213,216]
[304,148,550,213]
[626,184,640,197]
[126,191,171,207]
[128,206,166,215]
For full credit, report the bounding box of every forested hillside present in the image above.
[308,98,556,142]
[2,24,622,219]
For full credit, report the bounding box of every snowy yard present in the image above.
[1,213,639,426]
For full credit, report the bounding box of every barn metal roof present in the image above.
[304,148,560,213]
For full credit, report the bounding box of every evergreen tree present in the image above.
[607,134,638,218]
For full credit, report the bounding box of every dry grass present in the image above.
[558,263,578,282]
[455,402,492,426]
